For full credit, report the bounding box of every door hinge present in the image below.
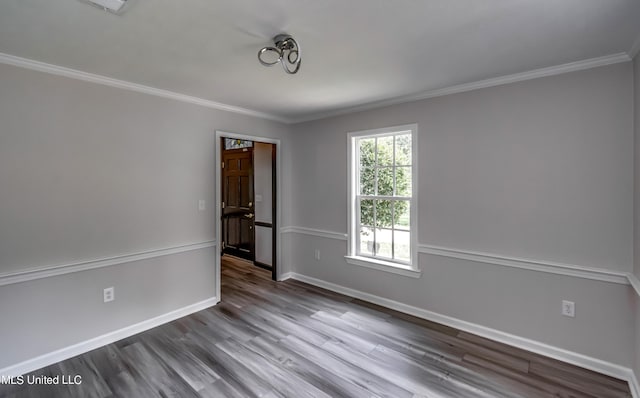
[222,201,225,209]
[221,161,225,169]
[222,241,225,249]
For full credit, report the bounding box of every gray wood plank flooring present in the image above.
[0,256,631,397]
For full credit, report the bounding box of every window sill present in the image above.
[344,256,422,278]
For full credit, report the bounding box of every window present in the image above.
[224,138,253,150]
[347,124,419,277]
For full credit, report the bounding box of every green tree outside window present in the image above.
[358,134,411,229]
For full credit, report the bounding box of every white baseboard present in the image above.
[279,272,293,281]
[0,297,218,379]
[289,272,636,389]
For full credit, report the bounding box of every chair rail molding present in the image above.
[280,226,347,241]
[627,273,640,297]
[418,244,631,285]
[0,241,217,287]
[281,226,633,286]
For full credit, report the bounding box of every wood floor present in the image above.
[0,256,631,398]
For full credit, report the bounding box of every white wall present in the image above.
[0,54,637,382]
[0,62,293,370]
[254,142,273,266]
[290,62,635,367]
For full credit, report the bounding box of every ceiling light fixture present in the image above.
[258,34,302,75]
[80,0,129,14]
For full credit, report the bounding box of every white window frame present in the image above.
[346,124,420,278]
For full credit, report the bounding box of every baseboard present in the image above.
[279,272,293,281]
[0,297,218,379]
[289,272,635,385]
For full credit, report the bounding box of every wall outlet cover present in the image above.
[562,300,575,317]
[104,287,115,303]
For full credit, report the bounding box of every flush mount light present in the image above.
[258,34,302,75]
[79,0,129,14]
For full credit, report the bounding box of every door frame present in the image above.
[215,130,282,299]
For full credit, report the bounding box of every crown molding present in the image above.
[0,52,289,124]
[0,51,632,125]
[291,52,631,123]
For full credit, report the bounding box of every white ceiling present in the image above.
[1,0,639,122]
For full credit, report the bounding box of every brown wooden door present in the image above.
[221,148,254,260]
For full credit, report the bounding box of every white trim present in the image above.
[0,241,217,287]
[279,272,294,281]
[215,131,283,300]
[287,272,635,385]
[419,244,630,285]
[0,52,288,124]
[628,273,640,297]
[629,33,640,59]
[280,226,347,241]
[0,297,218,379]
[630,371,640,398]
[290,53,631,123]
[283,226,636,286]
[344,256,421,278]
[1,51,631,125]
[347,124,419,269]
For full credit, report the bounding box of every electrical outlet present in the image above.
[198,199,206,211]
[104,287,115,303]
[314,249,320,260]
[562,300,575,317]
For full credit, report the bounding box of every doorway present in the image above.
[215,132,279,300]
[221,142,254,261]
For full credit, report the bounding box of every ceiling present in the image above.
[0,0,639,122]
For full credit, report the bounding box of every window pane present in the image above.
[394,230,411,262]
[224,138,253,149]
[358,138,376,168]
[394,201,410,230]
[375,200,393,228]
[377,136,394,166]
[395,134,411,166]
[360,167,375,195]
[352,130,414,266]
[377,167,394,196]
[395,166,412,197]
[359,226,374,256]
[376,228,393,259]
[360,199,374,227]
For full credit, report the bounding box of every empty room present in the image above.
[1,1,640,397]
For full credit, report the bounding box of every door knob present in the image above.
[245,213,254,219]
